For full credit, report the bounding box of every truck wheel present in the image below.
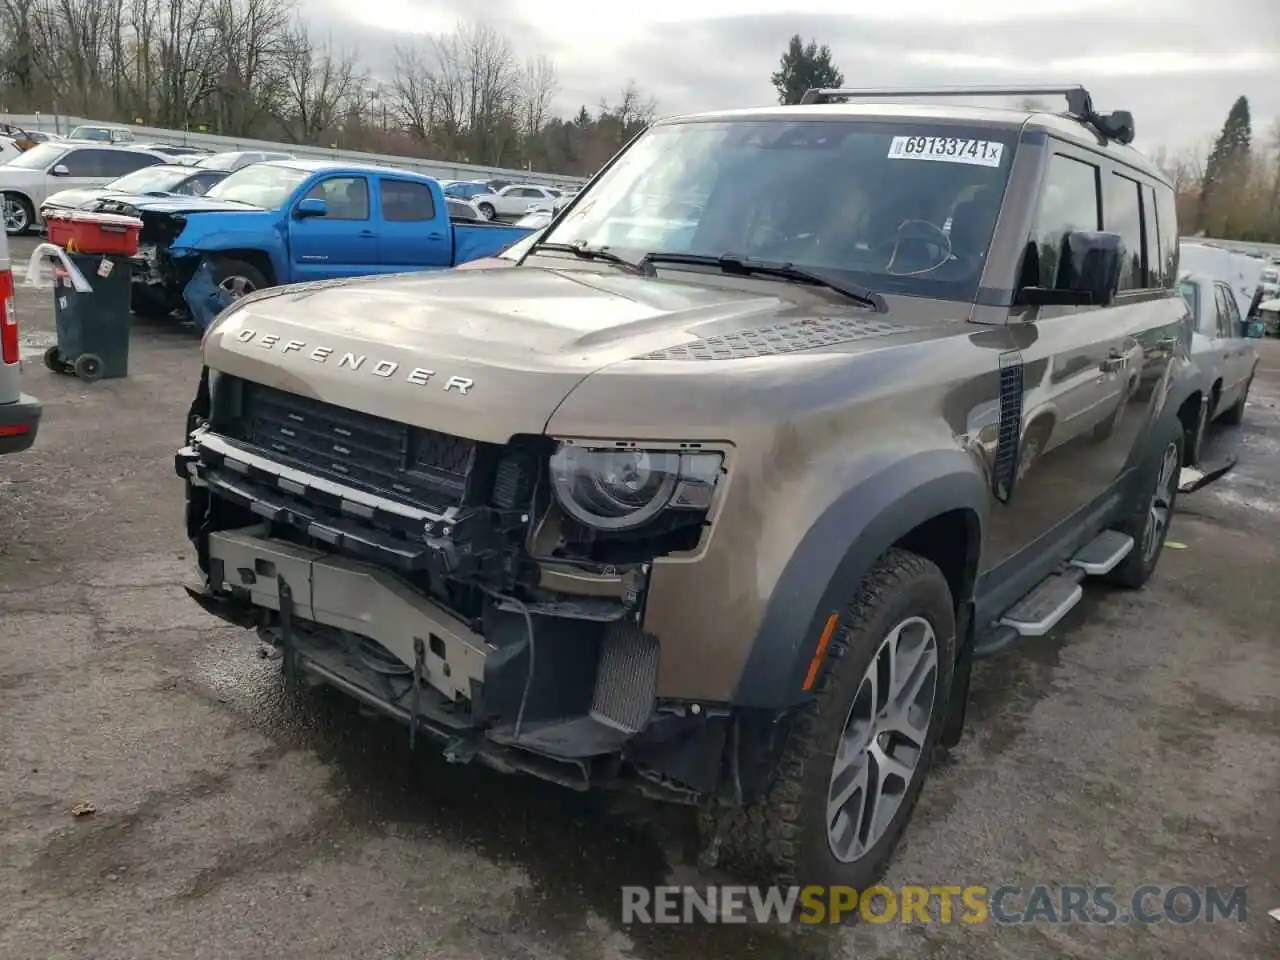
[2,192,34,236]
[212,258,268,300]
[707,548,956,893]
[1104,425,1183,589]
[477,202,496,221]
[1218,374,1252,427]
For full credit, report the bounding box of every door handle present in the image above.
[426,233,444,241]
[1099,348,1126,373]
[358,230,376,238]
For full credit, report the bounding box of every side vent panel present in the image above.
[992,351,1025,503]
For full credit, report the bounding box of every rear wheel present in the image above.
[74,353,104,381]
[705,549,956,895]
[1105,425,1183,589]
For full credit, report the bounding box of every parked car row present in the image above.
[441,178,577,220]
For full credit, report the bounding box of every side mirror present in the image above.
[50,164,70,176]
[1016,230,1124,308]
[294,197,327,219]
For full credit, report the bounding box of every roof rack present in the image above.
[798,84,1135,146]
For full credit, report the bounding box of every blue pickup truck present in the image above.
[123,160,533,318]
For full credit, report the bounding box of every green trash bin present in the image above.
[43,253,133,381]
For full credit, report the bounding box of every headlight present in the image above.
[549,444,723,531]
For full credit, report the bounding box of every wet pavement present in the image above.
[1,236,1278,959]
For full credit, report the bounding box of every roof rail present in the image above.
[798,84,1135,145]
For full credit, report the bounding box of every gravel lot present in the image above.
[2,236,1278,960]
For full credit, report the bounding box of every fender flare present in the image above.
[732,449,988,711]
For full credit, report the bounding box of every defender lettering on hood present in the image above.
[233,328,476,395]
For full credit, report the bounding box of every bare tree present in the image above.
[518,55,557,142]
[276,23,364,143]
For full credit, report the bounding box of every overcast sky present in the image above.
[312,0,1279,155]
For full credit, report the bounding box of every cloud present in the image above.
[309,0,1280,152]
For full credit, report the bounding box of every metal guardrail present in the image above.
[0,112,587,189]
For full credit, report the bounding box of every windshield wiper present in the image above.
[636,252,887,312]
[529,240,648,274]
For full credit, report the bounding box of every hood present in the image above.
[42,186,117,209]
[127,195,263,215]
[203,266,942,444]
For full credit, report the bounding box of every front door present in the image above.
[288,174,377,282]
[982,146,1177,571]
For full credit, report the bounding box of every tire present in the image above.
[705,548,956,893]
[211,258,269,300]
[2,192,34,236]
[1185,397,1209,467]
[1218,374,1252,427]
[42,345,67,374]
[1104,425,1183,589]
[477,202,496,221]
[74,353,104,381]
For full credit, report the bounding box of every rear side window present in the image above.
[103,151,161,177]
[1105,173,1145,291]
[1025,152,1101,288]
[1140,183,1166,288]
[381,180,436,221]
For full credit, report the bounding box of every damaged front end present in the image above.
[104,203,195,316]
[177,368,737,802]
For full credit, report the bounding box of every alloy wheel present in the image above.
[826,616,939,864]
[1141,441,1180,562]
[2,197,28,234]
[219,275,256,299]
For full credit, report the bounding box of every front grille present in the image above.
[236,382,476,509]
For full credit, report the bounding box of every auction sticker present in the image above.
[888,136,1005,167]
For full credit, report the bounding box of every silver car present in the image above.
[0,226,41,454]
[1178,272,1260,463]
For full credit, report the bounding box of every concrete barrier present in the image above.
[1,112,587,189]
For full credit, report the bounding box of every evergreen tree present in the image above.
[1198,96,1252,229]
[770,35,845,106]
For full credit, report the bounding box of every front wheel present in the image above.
[211,257,269,301]
[477,202,496,221]
[2,192,34,236]
[1218,374,1252,427]
[706,548,956,893]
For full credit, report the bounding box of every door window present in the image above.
[58,149,117,177]
[1212,285,1232,338]
[102,151,161,177]
[1140,182,1165,288]
[381,180,436,221]
[1105,173,1145,291]
[1217,284,1241,337]
[302,177,369,220]
[1023,152,1101,288]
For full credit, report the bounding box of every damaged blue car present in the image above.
[120,159,534,322]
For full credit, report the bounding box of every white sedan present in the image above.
[471,184,563,221]
[1178,272,1260,463]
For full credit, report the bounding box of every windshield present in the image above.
[108,166,192,193]
[545,119,1017,300]
[197,153,247,172]
[1178,279,1199,318]
[206,164,308,208]
[6,142,67,170]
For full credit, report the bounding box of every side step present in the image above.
[979,530,1136,654]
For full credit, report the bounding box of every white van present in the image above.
[1179,241,1265,320]
[0,227,41,454]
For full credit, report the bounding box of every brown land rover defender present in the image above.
[178,85,1203,890]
